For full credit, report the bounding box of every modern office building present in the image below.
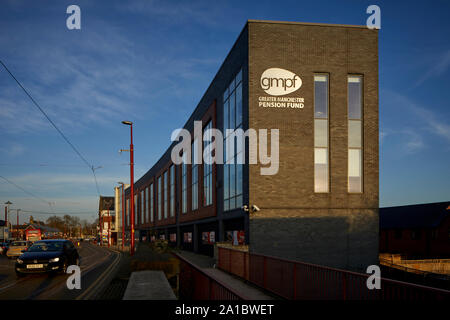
[123,20,379,271]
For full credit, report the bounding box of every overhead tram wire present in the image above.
[20,209,94,215]
[0,175,52,207]
[0,59,101,197]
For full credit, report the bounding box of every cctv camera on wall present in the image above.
[251,205,260,212]
[242,205,249,212]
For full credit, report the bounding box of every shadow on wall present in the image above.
[249,215,379,272]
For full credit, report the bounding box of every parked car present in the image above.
[15,239,80,277]
[6,241,31,259]
[0,242,9,255]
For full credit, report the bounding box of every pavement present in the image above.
[123,270,176,300]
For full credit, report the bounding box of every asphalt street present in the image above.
[0,242,121,300]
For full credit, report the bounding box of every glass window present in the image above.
[134,194,137,224]
[223,68,244,211]
[192,139,199,211]
[203,121,213,207]
[314,148,328,193]
[164,171,168,219]
[145,187,148,224]
[157,176,162,220]
[314,75,328,118]
[348,149,362,193]
[314,74,329,193]
[170,165,175,217]
[182,152,187,214]
[235,83,242,128]
[348,120,362,148]
[348,75,363,193]
[348,76,362,119]
[150,183,154,222]
[314,119,328,148]
[141,190,144,225]
[126,198,129,227]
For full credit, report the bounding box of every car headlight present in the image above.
[49,257,60,263]
[16,259,23,264]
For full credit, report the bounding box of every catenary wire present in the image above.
[0,59,102,197]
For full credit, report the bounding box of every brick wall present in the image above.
[247,21,379,272]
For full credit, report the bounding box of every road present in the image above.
[0,242,121,300]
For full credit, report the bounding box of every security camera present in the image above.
[242,205,249,212]
[251,205,260,212]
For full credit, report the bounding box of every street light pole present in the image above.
[4,201,12,225]
[118,182,126,251]
[122,121,135,256]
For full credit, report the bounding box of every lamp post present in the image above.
[122,120,135,256]
[13,209,20,239]
[4,201,12,225]
[118,182,126,251]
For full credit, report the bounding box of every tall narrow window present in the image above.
[170,165,175,217]
[203,121,213,207]
[145,187,149,223]
[157,176,162,220]
[164,171,168,219]
[348,75,363,193]
[150,183,154,222]
[191,139,199,211]
[134,194,137,225]
[223,69,243,211]
[314,74,329,193]
[182,152,187,214]
[126,198,129,227]
[141,190,144,224]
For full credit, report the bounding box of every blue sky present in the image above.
[0,0,449,223]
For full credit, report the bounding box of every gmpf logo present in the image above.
[260,68,302,96]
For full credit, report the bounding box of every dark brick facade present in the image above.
[247,21,379,272]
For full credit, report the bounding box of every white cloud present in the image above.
[383,90,450,145]
[414,49,450,87]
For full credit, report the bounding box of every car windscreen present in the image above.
[11,241,27,246]
[27,242,64,252]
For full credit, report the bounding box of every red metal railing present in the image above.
[218,247,450,300]
[173,252,248,300]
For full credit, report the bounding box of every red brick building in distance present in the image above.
[380,202,450,258]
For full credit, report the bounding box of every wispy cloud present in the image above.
[401,129,425,153]
[0,142,25,157]
[414,49,450,87]
[383,90,450,145]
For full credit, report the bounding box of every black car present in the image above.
[15,239,80,277]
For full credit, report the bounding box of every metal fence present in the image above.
[218,246,450,300]
[174,252,247,300]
